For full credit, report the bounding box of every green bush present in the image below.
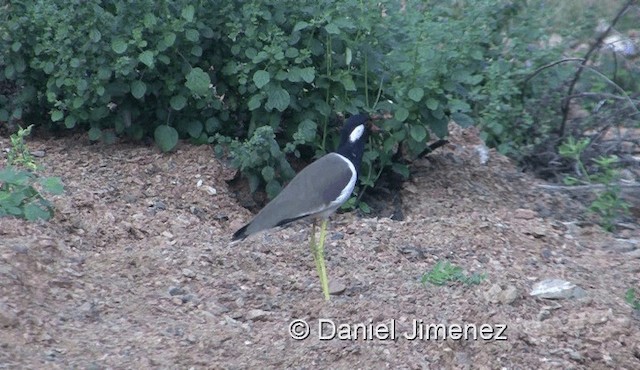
[0,0,572,200]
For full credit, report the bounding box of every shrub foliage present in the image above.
[1,0,570,199]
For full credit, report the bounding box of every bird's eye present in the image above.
[349,125,365,143]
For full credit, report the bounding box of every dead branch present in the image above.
[537,183,640,191]
[557,0,638,138]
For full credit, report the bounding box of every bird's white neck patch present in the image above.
[349,124,365,143]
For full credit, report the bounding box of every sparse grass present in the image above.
[625,288,640,310]
[421,261,486,286]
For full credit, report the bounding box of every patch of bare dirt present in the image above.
[1,127,639,369]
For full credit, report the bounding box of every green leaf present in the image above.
[40,177,64,195]
[64,115,77,129]
[325,23,340,34]
[164,32,176,47]
[408,87,424,102]
[4,64,15,79]
[111,38,127,54]
[170,95,187,110]
[12,107,23,119]
[392,163,410,179]
[185,121,203,138]
[51,110,63,122]
[138,50,154,67]
[265,180,281,199]
[0,109,8,121]
[43,61,54,74]
[131,80,146,99]
[253,70,270,89]
[181,5,195,22]
[205,117,220,133]
[11,42,22,52]
[340,74,356,91]
[426,98,439,110]
[154,125,179,152]
[185,67,211,96]
[451,112,474,127]
[261,166,275,182]
[287,68,302,82]
[431,117,449,138]
[191,45,203,57]
[185,29,199,42]
[90,29,102,42]
[247,94,262,111]
[72,97,84,109]
[410,125,427,142]
[394,107,409,122]
[299,67,315,83]
[265,87,290,112]
[143,14,157,28]
[14,58,26,73]
[359,201,371,214]
[88,127,102,141]
[24,204,51,221]
[296,119,317,142]
[293,21,310,32]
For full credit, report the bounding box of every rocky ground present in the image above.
[1,126,639,369]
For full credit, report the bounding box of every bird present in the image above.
[232,113,372,300]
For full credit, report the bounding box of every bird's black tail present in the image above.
[232,223,249,241]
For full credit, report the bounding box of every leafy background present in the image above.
[1,0,637,205]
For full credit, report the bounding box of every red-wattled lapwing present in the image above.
[232,113,372,300]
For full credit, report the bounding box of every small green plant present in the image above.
[215,126,296,199]
[559,137,630,231]
[1,125,64,221]
[625,288,640,310]
[0,167,64,220]
[421,261,486,286]
[7,125,38,171]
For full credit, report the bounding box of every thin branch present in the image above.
[567,92,640,102]
[557,0,637,138]
[537,183,640,191]
[579,64,640,114]
[523,58,585,86]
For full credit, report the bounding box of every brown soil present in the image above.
[1,126,639,369]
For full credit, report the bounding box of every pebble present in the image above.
[530,279,586,299]
[329,280,347,295]
[0,305,18,328]
[182,268,196,278]
[625,249,640,259]
[484,284,519,305]
[168,286,187,296]
[246,309,269,321]
[514,208,537,220]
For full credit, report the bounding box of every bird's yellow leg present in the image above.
[310,220,323,296]
[317,219,330,301]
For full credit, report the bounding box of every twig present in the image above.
[578,65,640,115]
[523,58,585,86]
[567,92,640,102]
[418,139,449,158]
[537,183,640,191]
[557,0,637,138]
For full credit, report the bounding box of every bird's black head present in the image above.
[336,113,370,173]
